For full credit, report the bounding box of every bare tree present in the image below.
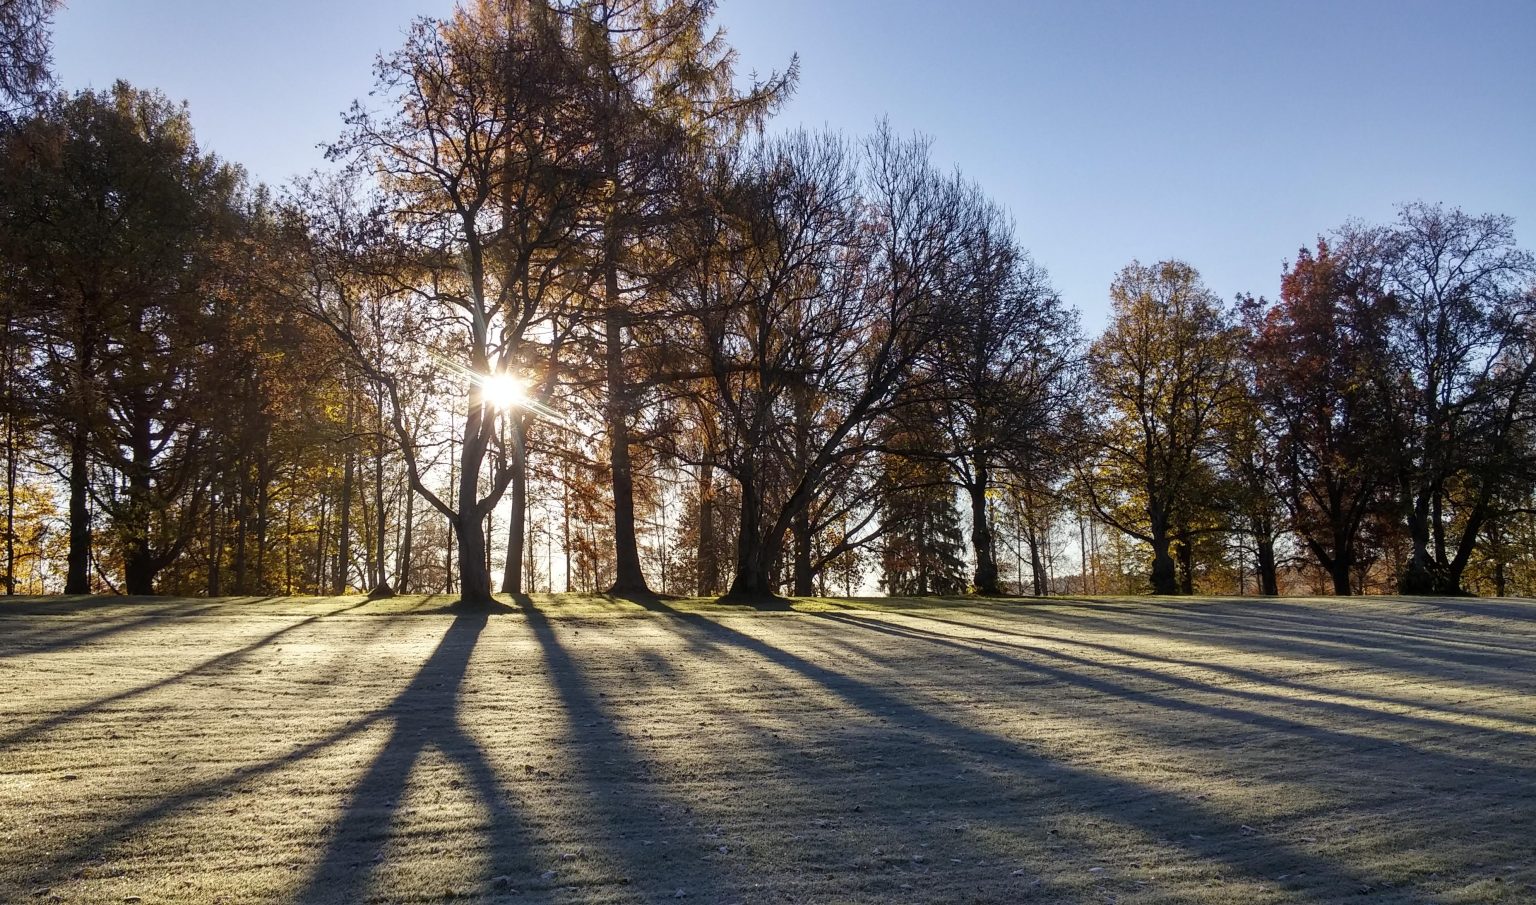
[1376,204,1536,594]
[309,2,598,605]
[672,127,968,600]
[895,196,1079,595]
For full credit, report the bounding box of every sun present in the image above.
[481,373,529,410]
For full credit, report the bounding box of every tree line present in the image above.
[1,0,1533,604]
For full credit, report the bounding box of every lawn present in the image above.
[1,593,1532,904]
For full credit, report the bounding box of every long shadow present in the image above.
[1096,596,1536,657]
[0,601,234,661]
[0,599,373,751]
[516,595,738,900]
[636,601,1428,900]
[901,610,1536,731]
[811,612,1536,774]
[1047,605,1536,691]
[952,596,1536,657]
[1163,601,1536,659]
[12,614,531,904]
[16,708,386,896]
[296,613,533,904]
[1422,596,1536,620]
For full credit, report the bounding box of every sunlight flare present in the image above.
[480,372,529,410]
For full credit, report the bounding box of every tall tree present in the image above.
[1246,238,1396,595]
[315,1,597,606]
[1081,260,1243,595]
[0,83,250,593]
[896,198,1077,595]
[569,0,794,594]
[675,128,967,600]
[1212,369,1284,596]
[1377,204,1536,594]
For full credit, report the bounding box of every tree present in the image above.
[0,82,252,594]
[1082,261,1244,595]
[674,127,969,600]
[896,198,1077,595]
[1376,204,1536,594]
[0,0,61,115]
[567,0,794,594]
[315,1,598,606]
[1211,370,1284,596]
[879,445,967,597]
[1246,238,1397,595]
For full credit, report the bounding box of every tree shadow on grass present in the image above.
[1037,603,1536,690]
[635,599,1401,899]
[900,608,1536,731]
[14,614,532,904]
[0,598,238,661]
[514,594,738,900]
[812,611,1536,774]
[0,599,374,751]
[295,613,533,904]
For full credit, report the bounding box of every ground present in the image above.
[0,594,1533,904]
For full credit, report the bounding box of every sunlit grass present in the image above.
[1,593,1532,903]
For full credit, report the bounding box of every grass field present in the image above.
[1,593,1532,904]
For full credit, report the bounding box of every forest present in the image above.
[3,0,1535,606]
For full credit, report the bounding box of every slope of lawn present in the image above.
[1,592,1532,904]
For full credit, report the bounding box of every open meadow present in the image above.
[0,594,1532,904]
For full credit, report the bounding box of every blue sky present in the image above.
[51,0,1535,330]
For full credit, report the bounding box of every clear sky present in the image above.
[51,0,1536,330]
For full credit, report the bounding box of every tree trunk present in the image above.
[1255,534,1279,596]
[123,541,156,596]
[598,174,646,595]
[206,494,222,597]
[1149,535,1177,596]
[313,492,327,595]
[255,460,271,593]
[1177,535,1194,595]
[605,308,648,593]
[64,426,91,594]
[371,423,390,596]
[232,476,249,594]
[1399,488,1445,594]
[444,431,456,594]
[697,459,717,595]
[1329,553,1353,596]
[3,407,14,594]
[968,469,1000,595]
[456,513,493,606]
[1440,501,1488,596]
[454,404,493,606]
[1145,499,1178,595]
[1026,523,1047,596]
[726,474,777,601]
[562,463,573,593]
[791,507,813,597]
[728,553,775,599]
[501,424,526,595]
[336,443,354,594]
[396,482,413,594]
[367,407,392,598]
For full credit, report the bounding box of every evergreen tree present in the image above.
[879,441,967,597]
